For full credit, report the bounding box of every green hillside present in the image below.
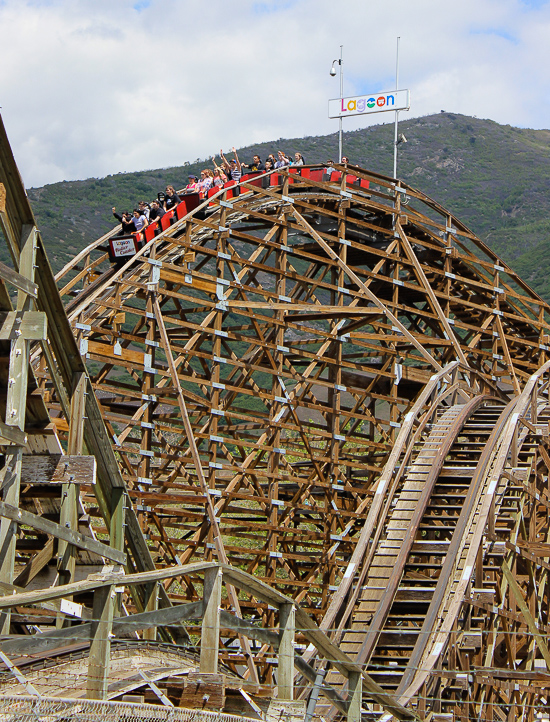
[16,112,550,299]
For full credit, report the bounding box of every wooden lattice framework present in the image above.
[3,107,550,720]
[45,161,550,614]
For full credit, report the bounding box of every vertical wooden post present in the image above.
[110,486,125,554]
[347,671,362,722]
[57,372,86,620]
[110,485,125,618]
[142,581,158,641]
[0,225,37,635]
[87,582,115,699]
[200,566,222,674]
[278,603,295,700]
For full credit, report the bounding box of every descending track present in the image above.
[308,363,550,720]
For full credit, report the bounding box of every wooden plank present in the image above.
[87,582,115,700]
[0,262,38,298]
[278,603,295,700]
[181,672,225,710]
[0,560,217,609]
[0,501,126,564]
[0,420,26,446]
[20,454,96,485]
[200,567,222,674]
[0,311,46,340]
[13,537,55,587]
[0,600,203,657]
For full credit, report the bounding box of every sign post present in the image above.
[328,81,410,177]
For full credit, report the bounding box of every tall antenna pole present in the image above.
[339,45,343,162]
[393,37,400,179]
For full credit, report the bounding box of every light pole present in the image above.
[330,46,344,162]
[393,37,400,178]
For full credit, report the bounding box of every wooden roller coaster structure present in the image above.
[2,110,550,721]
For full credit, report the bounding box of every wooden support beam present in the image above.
[0,223,37,635]
[0,560,217,609]
[0,600,202,657]
[0,501,126,564]
[502,561,550,669]
[86,582,115,700]
[0,261,38,298]
[200,566,222,674]
[347,671,362,722]
[57,371,87,625]
[13,537,55,587]
[0,311,46,340]
[142,581,159,641]
[20,454,96,486]
[0,420,26,446]
[278,603,295,701]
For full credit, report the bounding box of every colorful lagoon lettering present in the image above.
[341,94,395,113]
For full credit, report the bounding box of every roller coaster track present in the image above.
[307,362,550,720]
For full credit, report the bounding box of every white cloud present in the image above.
[1,0,550,186]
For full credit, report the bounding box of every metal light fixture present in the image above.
[330,48,344,162]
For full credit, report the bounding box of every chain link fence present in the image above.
[0,696,258,722]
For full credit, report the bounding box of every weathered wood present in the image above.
[0,223,37,635]
[0,262,37,298]
[20,454,96,485]
[0,419,26,446]
[13,537,55,587]
[278,603,295,700]
[0,311,46,340]
[0,600,202,657]
[181,672,225,710]
[200,566,222,674]
[0,501,126,564]
[502,560,550,668]
[86,582,115,699]
[347,672,362,722]
[266,700,306,722]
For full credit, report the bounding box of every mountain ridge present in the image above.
[16,112,550,299]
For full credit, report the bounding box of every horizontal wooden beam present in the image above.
[0,419,26,446]
[20,454,96,485]
[0,561,217,609]
[0,311,46,340]
[0,501,125,565]
[0,600,202,657]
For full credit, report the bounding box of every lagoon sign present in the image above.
[328,89,410,119]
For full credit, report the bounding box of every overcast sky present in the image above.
[1,0,549,188]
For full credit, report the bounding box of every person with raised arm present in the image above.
[112,207,136,235]
[220,146,242,182]
[275,150,291,169]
